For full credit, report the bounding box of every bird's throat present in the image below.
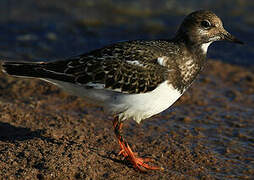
[201,42,212,54]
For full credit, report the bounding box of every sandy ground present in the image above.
[0,60,253,179]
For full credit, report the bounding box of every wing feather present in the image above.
[40,40,174,94]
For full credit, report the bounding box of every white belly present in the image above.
[112,81,182,123]
[42,79,182,123]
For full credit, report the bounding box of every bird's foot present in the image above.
[113,116,163,171]
[117,139,163,171]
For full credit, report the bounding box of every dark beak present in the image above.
[222,30,244,44]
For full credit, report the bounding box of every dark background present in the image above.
[0,0,253,66]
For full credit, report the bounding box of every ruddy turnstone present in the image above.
[1,10,243,171]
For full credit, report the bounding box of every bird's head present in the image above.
[176,10,243,53]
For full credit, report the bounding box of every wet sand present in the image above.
[0,60,253,179]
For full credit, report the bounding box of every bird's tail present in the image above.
[1,60,45,78]
[1,59,75,83]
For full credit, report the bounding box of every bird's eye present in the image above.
[201,20,211,29]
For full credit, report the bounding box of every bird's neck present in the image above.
[173,33,211,59]
[174,41,207,66]
[169,38,209,92]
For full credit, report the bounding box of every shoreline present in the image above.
[0,59,253,179]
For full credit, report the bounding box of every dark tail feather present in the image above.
[1,60,75,83]
[1,61,44,78]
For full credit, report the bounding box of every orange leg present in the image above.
[113,116,163,171]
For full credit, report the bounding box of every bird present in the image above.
[1,10,243,171]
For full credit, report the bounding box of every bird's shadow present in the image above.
[0,122,60,144]
[101,151,140,171]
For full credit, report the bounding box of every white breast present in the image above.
[113,81,182,123]
[41,79,183,124]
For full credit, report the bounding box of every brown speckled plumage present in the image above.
[1,39,204,94]
[1,10,243,171]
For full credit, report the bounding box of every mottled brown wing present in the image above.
[66,57,169,94]
[40,41,172,94]
[40,56,169,94]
